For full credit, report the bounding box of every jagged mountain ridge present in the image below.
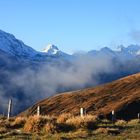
[0,29,140,61]
[0,30,70,61]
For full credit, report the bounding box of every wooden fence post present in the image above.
[80,108,84,117]
[138,113,140,122]
[7,99,12,120]
[37,106,40,116]
[112,110,115,124]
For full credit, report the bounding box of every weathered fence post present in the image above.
[37,106,40,116]
[138,113,140,122]
[80,108,84,117]
[112,110,115,124]
[7,99,12,120]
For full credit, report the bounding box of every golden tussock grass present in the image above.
[115,120,127,126]
[0,119,12,133]
[66,115,98,130]
[95,127,109,134]
[23,114,98,133]
[44,122,57,134]
[12,117,27,127]
[56,113,74,123]
[128,119,140,125]
[0,119,11,128]
[0,127,8,134]
[95,127,120,135]
[24,115,48,133]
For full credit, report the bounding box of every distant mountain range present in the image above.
[1,29,140,61]
[0,29,140,115]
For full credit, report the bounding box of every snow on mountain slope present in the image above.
[0,30,39,59]
[114,45,140,56]
[123,45,140,55]
[0,30,70,61]
[42,44,71,59]
[88,45,140,60]
[112,45,140,61]
[1,29,140,62]
[42,44,60,55]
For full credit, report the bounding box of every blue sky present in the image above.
[0,0,140,53]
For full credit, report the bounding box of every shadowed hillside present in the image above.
[19,73,140,120]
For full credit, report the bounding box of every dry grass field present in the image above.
[0,114,140,140]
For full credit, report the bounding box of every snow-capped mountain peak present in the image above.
[112,44,140,57]
[42,44,60,55]
[0,29,70,60]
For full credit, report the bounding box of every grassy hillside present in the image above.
[1,73,140,139]
[20,73,140,120]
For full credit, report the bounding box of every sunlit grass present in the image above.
[0,114,140,139]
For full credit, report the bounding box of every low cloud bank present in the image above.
[0,54,115,115]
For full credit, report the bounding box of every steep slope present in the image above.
[20,73,140,120]
[0,30,39,59]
